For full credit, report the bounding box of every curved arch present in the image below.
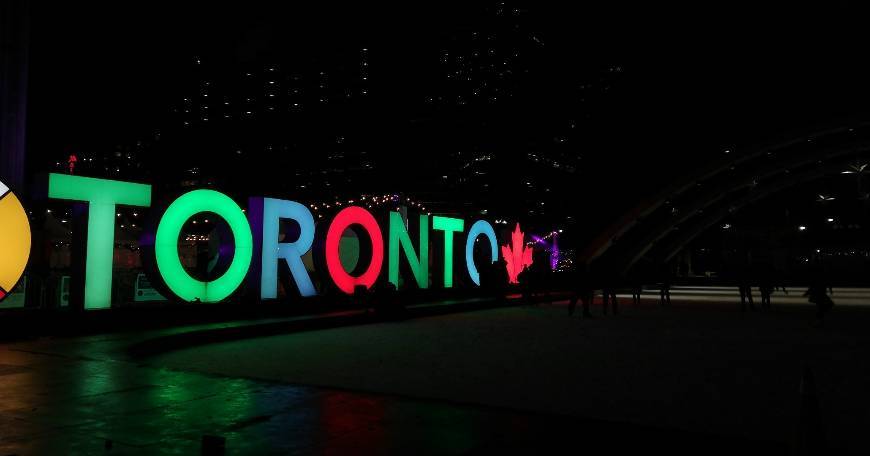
[585,121,870,274]
[615,145,870,271]
[579,121,870,264]
[656,162,849,265]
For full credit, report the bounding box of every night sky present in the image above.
[24,2,870,229]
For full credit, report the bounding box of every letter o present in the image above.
[155,190,253,302]
[325,206,384,294]
[465,220,498,286]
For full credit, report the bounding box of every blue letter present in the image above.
[250,197,316,298]
[465,220,498,286]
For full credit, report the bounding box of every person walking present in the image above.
[804,263,834,327]
[524,251,551,304]
[629,269,643,306]
[518,266,533,304]
[758,264,787,310]
[738,267,756,312]
[601,269,618,315]
[480,258,509,304]
[568,264,594,318]
[658,267,671,306]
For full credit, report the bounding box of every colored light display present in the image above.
[154,190,253,302]
[388,212,429,288]
[532,233,560,271]
[551,235,559,271]
[501,223,533,284]
[464,220,498,286]
[325,206,384,294]
[432,216,465,288]
[37,175,536,308]
[252,197,316,298]
[48,174,151,309]
[0,179,30,302]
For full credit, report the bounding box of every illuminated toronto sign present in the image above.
[47,174,151,309]
[16,173,535,309]
[502,223,533,284]
[0,179,31,303]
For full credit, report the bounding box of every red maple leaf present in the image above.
[501,223,533,284]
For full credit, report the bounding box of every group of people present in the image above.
[479,250,554,303]
[733,262,835,323]
[734,263,790,312]
[566,265,663,318]
[474,251,836,325]
[562,261,836,325]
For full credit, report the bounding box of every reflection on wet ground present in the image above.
[0,343,481,454]
[3,291,847,454]
[0,341,785,455]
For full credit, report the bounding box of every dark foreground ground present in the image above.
[0,288,867,454]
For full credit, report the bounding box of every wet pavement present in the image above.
[3,289,868,454]
[1,342,527,454]
[0,333,784,455]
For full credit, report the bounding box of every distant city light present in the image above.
[798,225,807,231]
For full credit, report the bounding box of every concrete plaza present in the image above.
[0,288,867,454]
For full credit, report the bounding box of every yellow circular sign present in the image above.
[0,180,30,301]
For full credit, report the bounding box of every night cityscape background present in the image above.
[2,2,870,455]
[15,2,870,282]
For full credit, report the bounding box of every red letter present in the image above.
[325,206,384,294]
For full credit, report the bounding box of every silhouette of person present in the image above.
[738,266,755,312]
[480,258,509,303]
[373,282,404,320]
[494,258,509,302]
[568,263,594,318]
[531,251,553,303]
[479,259,495,293]
[804,262,834,326]
[628,269,643,306]
[658,267,671,306]
[758,263,787,310]
[518,264,533,304]
[517,250,552,305]
[600,267,618,315]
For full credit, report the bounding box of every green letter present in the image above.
[48,174,151,309]
[388,212,428,288]
[155,189,252,303]
[432,216,464,288]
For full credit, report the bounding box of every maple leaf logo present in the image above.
[501,223,533,284]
